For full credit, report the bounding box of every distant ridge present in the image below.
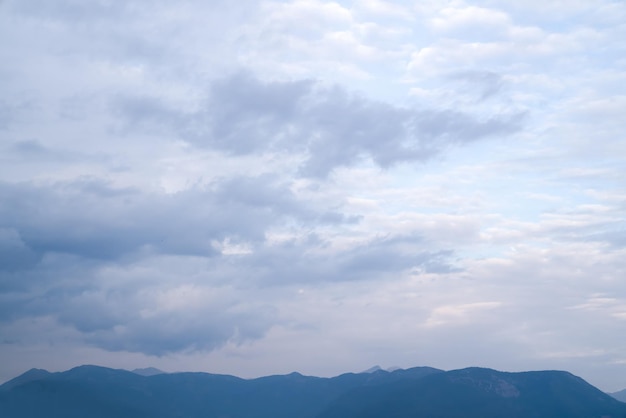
[361,365,403,373]
[611,388,626,402]
[0,365,624,418]
[131,367,166,376]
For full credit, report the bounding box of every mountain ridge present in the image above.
[1,365,624,418]
[319,367,626,418]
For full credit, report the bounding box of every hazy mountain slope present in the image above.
[131,367,166,376]
[318,367,626,418]
[611,389,626,402]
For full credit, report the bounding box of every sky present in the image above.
[0,0,625,392]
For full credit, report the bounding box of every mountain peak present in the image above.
[361,365,383,373]
[0,368,51,391]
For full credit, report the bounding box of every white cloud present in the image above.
[354,0,415,20]
[431,6,511,34]
[423,301,503,327]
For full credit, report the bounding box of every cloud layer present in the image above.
[1,0,625,392]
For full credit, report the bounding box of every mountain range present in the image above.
[1,365,625,418]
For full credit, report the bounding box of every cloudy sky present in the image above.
[1,0,625,391]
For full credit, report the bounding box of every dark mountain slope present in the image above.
[0,365,442,418]
[318,367,626,418]
[0,365,164,418]
[2,365,623,418]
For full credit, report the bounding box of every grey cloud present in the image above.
[338,248,454,278]
[296,86,414,176]
[202,73,314,154]
[85,305,275,356]
[11,140,49,155]
[113,72,525,177]
[5,0,182,76]
[9,199,158,261]
[0,184,210,263]
[2,228,457,324]
[55,290,134,333]
[2,269,277,356]
[410,109,524,144]
[110,95,184,136]
[7,0,130,22]
[0,248,279,356]
[213,175,352,224]
[0,252,94,295]
[214,174,300,212]
[0,175,458,356]
[49,284,273,354]
[336,235,457,277]
[0,174,353,273]
[4,0,249,84]
[584,224,626,248]
[237,233,458,285]
[0,228,42,272]
[0,102,16,130]
[6,140,83,164]
[449,70,504,101]
[0,99,36,131]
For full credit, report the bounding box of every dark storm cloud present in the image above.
[0,173,455,355]
[0,174,342,272]
[84,305,276,356]
[0,173,289,354]
[0,180,156,262]
[0,228,42,272]
[112,72,525,177]
[33,278,277,356]
[0,259,278,356]
[2,164,445,357]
